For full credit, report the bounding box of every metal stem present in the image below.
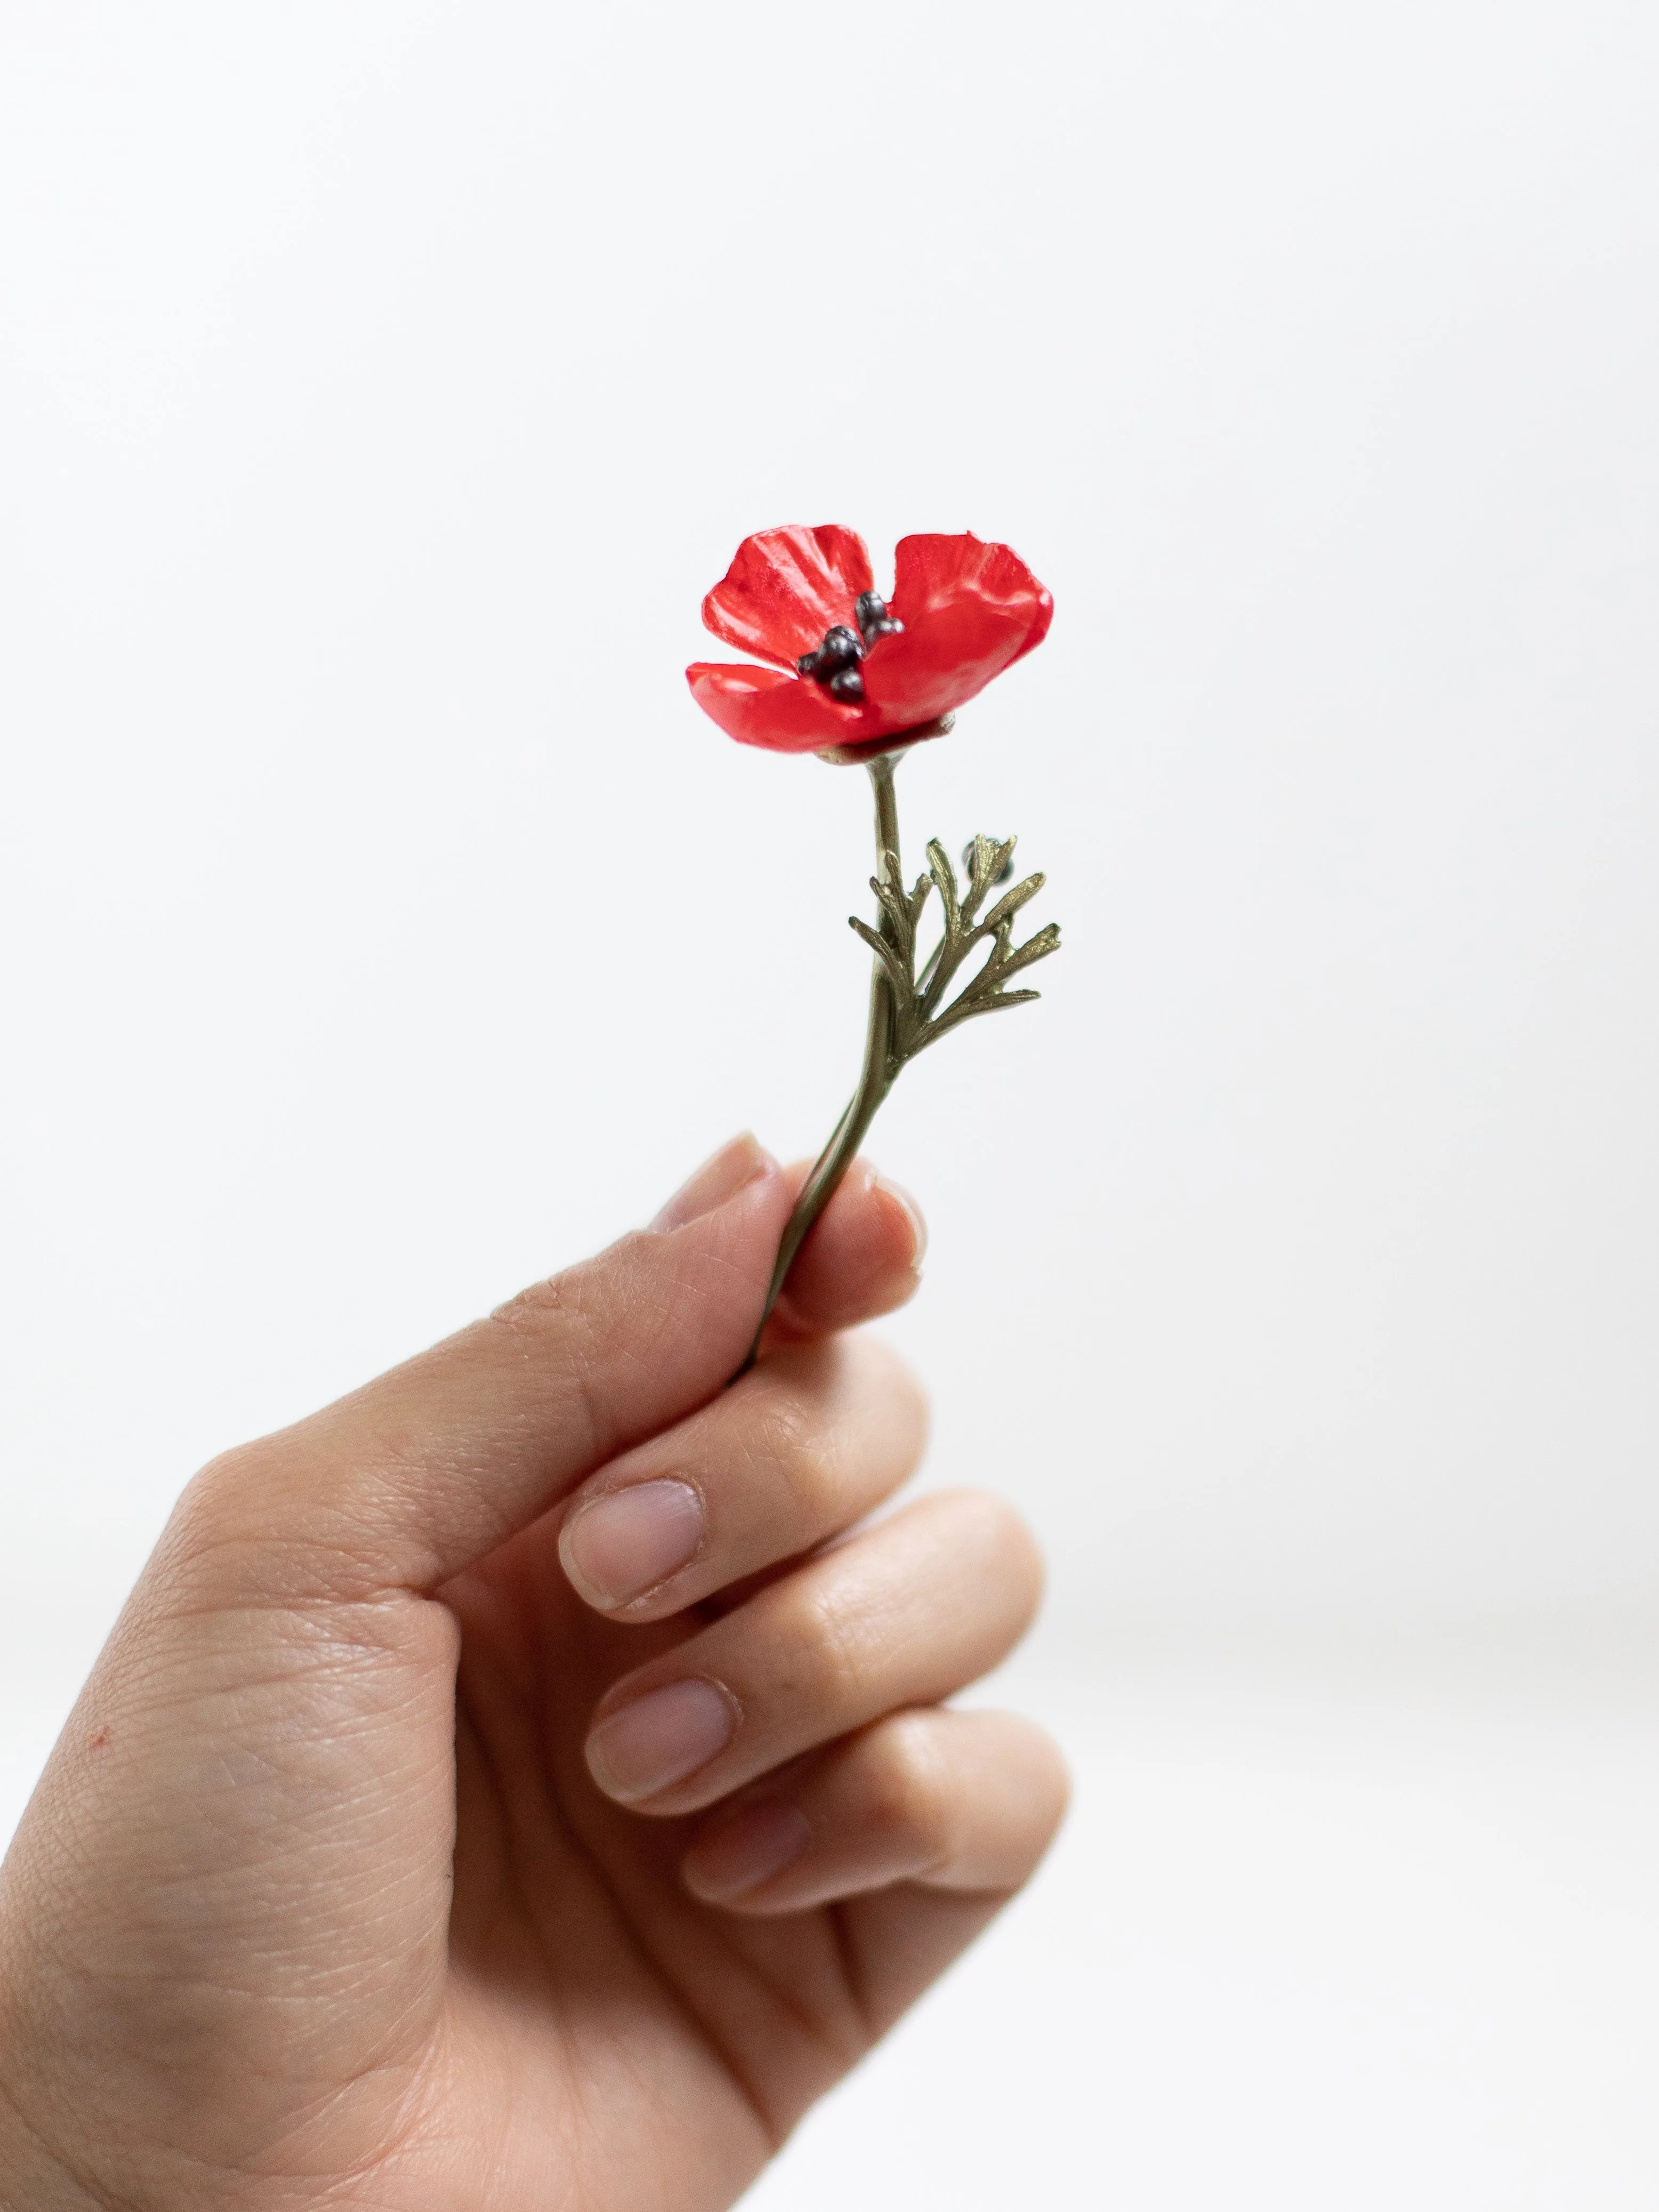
[736,751,904,1374]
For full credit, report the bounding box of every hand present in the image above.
[0,1136,1066,2211]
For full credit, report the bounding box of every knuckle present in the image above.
[485,1244,629,1357]
[161,1442,398,1609]
[987,1719,1073,1885]
[168,1441,284,1561]
[790,1584,871,1711]
[139,1446,297,1615]
[858,1337,931,1464]
[745,1336,928,1516]
[486,1257,581,1334]
[482,1261,610,1462]
[746,1388,841,1522]
[859,1715,956,1864]
[942,1488,1046,1617]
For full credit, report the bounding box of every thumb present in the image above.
[182,1135,791,1596]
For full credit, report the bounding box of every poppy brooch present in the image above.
[688,525,1060,1359]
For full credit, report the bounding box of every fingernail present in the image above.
[561,1479,705,1610]
[586,1678,737,1804]
[682,1802,812,1903]
[651,1133,771,1232]
[874,1171,928,1270]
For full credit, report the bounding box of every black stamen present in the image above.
[817,624,864,673]
[854,592,906,648]
[800,620,880,702]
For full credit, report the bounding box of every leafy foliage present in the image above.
[849,831,1060,1078]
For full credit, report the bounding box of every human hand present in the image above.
[0,1136,1066,2211]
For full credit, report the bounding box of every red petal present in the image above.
[702,525,874,670]
[686,662,875,753]
[861,533,1053,729]
[890,533,1054,657]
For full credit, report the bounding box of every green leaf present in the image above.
[977,871,1045,938]
[926,839,962,942]
[849,914,914,997]
[963,835,1017,921]
[914,985,1043,1051]
[870,875,915,956]
[997,922,1061,980]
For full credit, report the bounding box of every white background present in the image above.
[3,2,1657,2202]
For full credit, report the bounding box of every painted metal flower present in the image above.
[686,526,1061,1368]
[687,525,1053,753]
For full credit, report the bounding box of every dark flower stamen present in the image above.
[798,600,905,707]
[854,591,905,647]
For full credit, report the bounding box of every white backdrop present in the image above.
[3,3,1658,2203]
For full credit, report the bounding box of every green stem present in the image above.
[736,751,904,1374]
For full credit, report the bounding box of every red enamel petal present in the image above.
[701,525,875,670]
[890,533,1053,664]
[686,662,875,753]
[857,605,1032,728]
[860,534,1053,729]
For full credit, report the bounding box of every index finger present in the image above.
[761,1156,926,1346]
[176,1135,923,1602]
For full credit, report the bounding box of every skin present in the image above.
[0,1135,1067,2211]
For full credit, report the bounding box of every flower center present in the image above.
[795,592,905,704]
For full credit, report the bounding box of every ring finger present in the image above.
[681,1706,1070,1912]
[581,1488,1042,1816]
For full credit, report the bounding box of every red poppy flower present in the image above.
[687,525,1053,754]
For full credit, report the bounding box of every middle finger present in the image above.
[557,1334,928,1619]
